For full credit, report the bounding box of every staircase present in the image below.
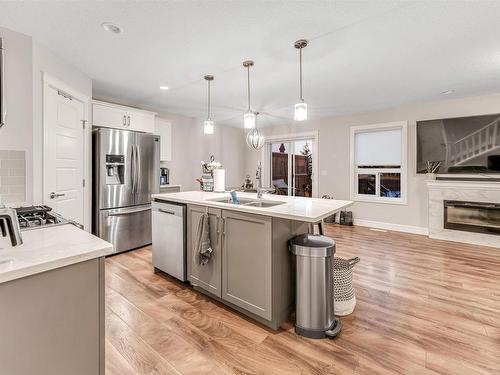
[447,117,500,166]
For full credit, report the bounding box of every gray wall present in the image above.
[32,40,92,204]
[157,111,246,191]
[0,26,92,205]
[0,27,33,204]
[245,92,500,231]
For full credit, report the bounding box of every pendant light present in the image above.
[243,60,256,129]
[294,39,308,121]
[246,112,265,150]
[203,75,214,134]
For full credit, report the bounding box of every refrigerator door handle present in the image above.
[107,206,151,216]
[136,143,141,194]
[135,144,139,195]
[130,143,135,194]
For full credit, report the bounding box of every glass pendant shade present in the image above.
[203,74,215,135]
[244,111,256,129]
[294,102,308,121]
[246,128,265,150]
[204,119,214,134]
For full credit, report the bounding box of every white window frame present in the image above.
[260,131,319,198]
[349,121,407,205]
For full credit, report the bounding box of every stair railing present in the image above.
[448,117,500,165]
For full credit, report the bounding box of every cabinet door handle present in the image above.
[214,216,219,247]
[222,217,226,236]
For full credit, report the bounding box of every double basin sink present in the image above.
[208,197,285,208]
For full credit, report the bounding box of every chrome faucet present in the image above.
[256,161,275,198]
[0,206,22,246]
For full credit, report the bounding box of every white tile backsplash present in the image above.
[0,150,26,204]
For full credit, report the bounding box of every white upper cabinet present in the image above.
[127,108,156,133]
[92,101,127,128]
[92,100,156,133]
[154,117,172,161]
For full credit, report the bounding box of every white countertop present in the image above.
[160,184,182,188]
[152,191,353,223]
[0,224,113,284]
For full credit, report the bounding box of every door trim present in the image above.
[42,73,91,231]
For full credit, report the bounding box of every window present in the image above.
[268,139,315,197]
[350,121,407,204]
[261,132,318,198]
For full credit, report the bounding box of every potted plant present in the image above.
[425,160,441,180]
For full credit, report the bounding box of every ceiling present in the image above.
[1,1,500,128]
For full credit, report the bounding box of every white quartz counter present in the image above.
[0,224,113,284]
[152,191,353,223]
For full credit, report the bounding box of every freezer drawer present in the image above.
[152,201,186,281]
[99,204,152,254]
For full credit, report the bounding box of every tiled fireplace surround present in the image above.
[427,179,500,248]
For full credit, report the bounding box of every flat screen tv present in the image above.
[416,113,500,174]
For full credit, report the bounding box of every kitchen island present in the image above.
[0,224,113,375]
[152,191,352,330]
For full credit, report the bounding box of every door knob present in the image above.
[49,192,65,199]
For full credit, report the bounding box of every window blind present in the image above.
[355,128,402,167]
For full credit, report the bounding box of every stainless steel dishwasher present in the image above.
[152,200,186,281]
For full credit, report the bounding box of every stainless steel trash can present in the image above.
[290,234,342,339]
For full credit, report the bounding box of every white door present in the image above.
[44,85,85,224]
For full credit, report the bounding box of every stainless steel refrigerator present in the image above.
[92,127,159,254]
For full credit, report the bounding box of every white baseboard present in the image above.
[354,219,429,236]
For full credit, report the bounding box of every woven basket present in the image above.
[333,257,360,316]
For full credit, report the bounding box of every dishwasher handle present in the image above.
[158,208,176,215]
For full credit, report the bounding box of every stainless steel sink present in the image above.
[208,197,254,204]
[207,197,285,208]
[242,201,284,208]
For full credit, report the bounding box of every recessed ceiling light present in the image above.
[159,86,169,90]
[101,22,122,34]
[440,90,454,95]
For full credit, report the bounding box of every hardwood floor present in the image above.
[104,225,500,374]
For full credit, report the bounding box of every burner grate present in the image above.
[14,205,63,229]
[15,205,52,216]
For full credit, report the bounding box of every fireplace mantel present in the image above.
[427,180,500,191]
[426,179,500,248]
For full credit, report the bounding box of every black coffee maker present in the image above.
[160,167,169,185]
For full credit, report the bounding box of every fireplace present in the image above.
[444,200,500,235]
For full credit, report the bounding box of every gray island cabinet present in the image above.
[153,191,353,330]
[187,204,306,329]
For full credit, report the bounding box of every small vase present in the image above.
[426,172,436,180]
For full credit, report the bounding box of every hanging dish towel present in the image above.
[196,212,213,265]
